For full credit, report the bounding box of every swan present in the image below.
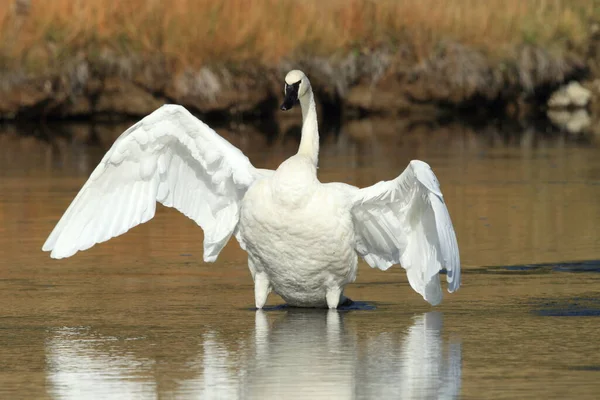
[42,69,460,309]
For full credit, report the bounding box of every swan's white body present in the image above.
[240,161,358,307]
[43,70,460,308]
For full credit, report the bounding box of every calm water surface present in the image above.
[0,119,599,399]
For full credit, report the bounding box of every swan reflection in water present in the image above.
[46,311,461,399]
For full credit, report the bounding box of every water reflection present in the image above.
[46,327,157,399]
[356,312,461,399]
[1,116,596,177]
[240,310,356,399]
[45,311,461,399]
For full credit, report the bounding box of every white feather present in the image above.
[351,160,461,305]
[42,104,263,262]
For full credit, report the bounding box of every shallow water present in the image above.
[0,119,599,399]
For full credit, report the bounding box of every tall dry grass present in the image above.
[0,0,598,72]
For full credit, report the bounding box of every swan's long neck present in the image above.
[297,87,319,166]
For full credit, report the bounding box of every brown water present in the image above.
[0,120,599,399]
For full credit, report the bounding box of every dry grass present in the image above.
[0,0,598,72]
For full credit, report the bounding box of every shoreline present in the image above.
[0,42,589,122]
[2,1,600,129]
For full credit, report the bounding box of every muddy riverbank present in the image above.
[3,1,600,126]
[0,41,592,123]
[5,0,600,128]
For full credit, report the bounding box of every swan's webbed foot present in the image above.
[339,295,353,308]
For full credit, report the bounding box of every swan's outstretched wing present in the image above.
[43,104,263,261]
[351,160,460,305]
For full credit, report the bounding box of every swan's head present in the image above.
[280,70,310,111]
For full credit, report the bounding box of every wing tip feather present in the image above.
[48,248,70,259]
[203,255,217,263]
[427,297,443,306]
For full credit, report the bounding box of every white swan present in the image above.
[42,70,460,308]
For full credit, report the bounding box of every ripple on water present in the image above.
[532,296,600,317]
[472,260,600,275]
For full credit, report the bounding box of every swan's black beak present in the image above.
[280,97,295,111]
[280,81,300,111]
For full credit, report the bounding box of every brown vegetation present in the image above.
[1,0,599,120]
[0,0,597,73]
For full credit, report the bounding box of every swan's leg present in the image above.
[254,272,271,309]
[326,287,342,309]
